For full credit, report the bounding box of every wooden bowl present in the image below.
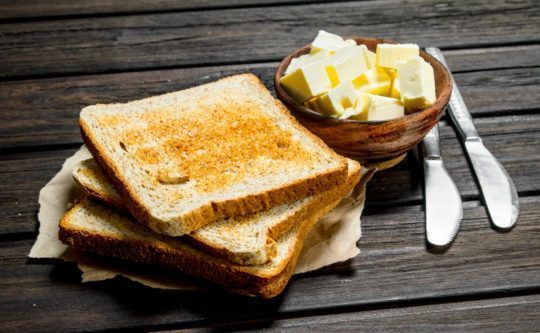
[274,37,452,168]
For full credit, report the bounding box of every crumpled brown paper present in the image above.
[29,146,370,289]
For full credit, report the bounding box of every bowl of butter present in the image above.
[274,31,452,168]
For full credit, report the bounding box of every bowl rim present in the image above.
[274,36,452,126]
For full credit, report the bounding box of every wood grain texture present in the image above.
[1,196,538,332]
[0,0,321,20]
[0,149,77,235]
[172,295,540,332]
[1,114,538,235]
[1,1,539,332]
[0,0,538,78]
[1,47,538,149]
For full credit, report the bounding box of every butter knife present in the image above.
[426,47,519,230]
[422,123,463,247]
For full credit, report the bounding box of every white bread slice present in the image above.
[60,160,361,298]
[73,159,125,210]
[79,74,348,237]
[73,158,359,265]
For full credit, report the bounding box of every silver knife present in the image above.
[422,123,463,247]
[426,47,519,230]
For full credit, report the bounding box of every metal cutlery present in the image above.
[426,47,519,230]
[422,123,463,247]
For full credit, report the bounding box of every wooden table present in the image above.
[1,1,539,332]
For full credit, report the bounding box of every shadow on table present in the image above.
[46,256,357,332]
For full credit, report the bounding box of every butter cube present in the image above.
[352,67,392,96]
[387,69,401,99]
[285,57,301,75]
[325,45,370,87]
[397,56,436,111]
[311,30,348,54]
[284,50,331,75]
[340,93,370,119]
[280,61,332,102]
[376,43,419,69]
[283,56,303,75]
[315,81,358,117]
[389,77,401,99]
[304,96,322,112]
[357,94,404,121]
[365,49,377,68]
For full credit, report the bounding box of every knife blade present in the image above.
[422,123,463,247]
[425,47,519,230]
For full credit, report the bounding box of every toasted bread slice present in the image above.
[73,159,125,210]
[79,74,348,237]
[60,160,361,298]
[73,159,359,265]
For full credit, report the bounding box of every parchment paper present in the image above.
[29,146,370,289]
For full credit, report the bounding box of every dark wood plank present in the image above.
[1,45,538,149]
[1,113,539,235]
[0,0,538,78]
[0,148,77,235]
[0,0,320,20]
[174,295,540,332]
[1,196,538,332]
[453,67,540,116]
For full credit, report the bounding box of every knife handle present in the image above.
[425,47,480,141]
[422,123,441,158]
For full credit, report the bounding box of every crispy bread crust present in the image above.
[80,74,348,237]
[59,161,361,297]
[72,174,126,213]
[231,248,297,298]
[74,159,355,266]
[73,163,276,265]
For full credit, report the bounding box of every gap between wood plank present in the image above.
[0,59,281,83]
[470,107,540,119]
[433,39,540,51]
[0,231,36,243]
[448,64,540,75]
[364,189,540,211]
[0,142,83,155]
[0,137,384,157]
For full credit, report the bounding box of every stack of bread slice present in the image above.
[59,74,361,298]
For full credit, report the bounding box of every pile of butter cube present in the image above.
[280,31,436,121]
